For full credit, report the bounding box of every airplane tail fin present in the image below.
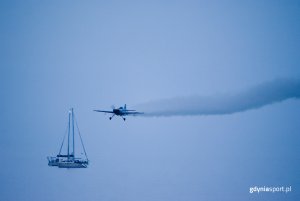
[124,104,127,110]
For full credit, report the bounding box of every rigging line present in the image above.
[74,114,89,160]
[67,111,71,158]
[72,108,75,156]
[59,124,69,155]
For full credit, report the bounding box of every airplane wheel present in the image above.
[109,117,112,120]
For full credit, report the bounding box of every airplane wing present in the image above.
[94,110,114,113]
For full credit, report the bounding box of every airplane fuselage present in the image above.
[113,109,125,116]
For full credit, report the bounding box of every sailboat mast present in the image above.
[72,108,75,157]
[67,109,71,159]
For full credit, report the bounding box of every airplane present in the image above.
[94,104,144,121]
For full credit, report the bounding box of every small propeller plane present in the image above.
[94,104,144,121]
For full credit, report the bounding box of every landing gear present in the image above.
[108,115,126,121]
[109,114,115,120]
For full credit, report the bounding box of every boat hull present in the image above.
[58,161,88,168]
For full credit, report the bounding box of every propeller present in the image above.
[111,105,115,109]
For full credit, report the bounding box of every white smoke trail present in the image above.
[136,78,300,117]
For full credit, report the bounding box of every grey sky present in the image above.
[1,1,300,201]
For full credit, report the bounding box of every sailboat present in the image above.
[47,108,89,168]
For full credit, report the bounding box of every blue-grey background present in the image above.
[1,1,300,200]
